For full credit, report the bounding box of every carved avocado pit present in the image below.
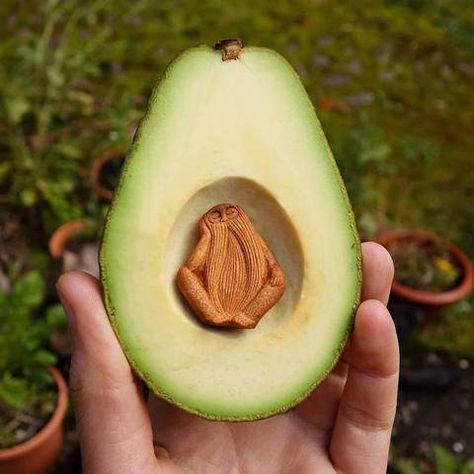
[177,203,286,329]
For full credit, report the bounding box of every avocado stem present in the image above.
[214,38,243,61]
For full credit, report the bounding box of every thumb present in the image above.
[57,272,158,474]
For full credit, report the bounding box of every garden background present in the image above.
[0,1,473,472]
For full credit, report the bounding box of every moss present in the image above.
[416,295,474,359]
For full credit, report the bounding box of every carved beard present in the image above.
[205,213,268,315]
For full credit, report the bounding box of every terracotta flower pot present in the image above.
[0,367,68,474]
[49,219,87,259]
[49,219,99,276]
[90,147,125,201]
[376,230,474,307]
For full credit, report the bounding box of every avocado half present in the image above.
[100,40,361,421]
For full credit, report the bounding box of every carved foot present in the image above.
[232,312,258,329]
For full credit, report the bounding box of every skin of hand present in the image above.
[57,242,399,474]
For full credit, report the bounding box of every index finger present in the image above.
[360,241,394,305]
[295,242,394,430]
[329,243,399,474]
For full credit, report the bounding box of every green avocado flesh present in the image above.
[100,43,361,421]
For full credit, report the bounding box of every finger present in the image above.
[295,242,394,431]
[330,299,399,474]
[295,361,348,437]
[57,272,158,474]
[360,242,394,305]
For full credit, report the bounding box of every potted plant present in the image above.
[376,230,473,307]
[0,269,68,474]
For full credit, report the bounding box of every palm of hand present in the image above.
[59,243,399,474]
[149,383,340,473]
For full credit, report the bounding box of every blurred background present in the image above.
[0,1,472,473]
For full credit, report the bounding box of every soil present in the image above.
[393,354,474,462]
[388,239,464,292]
[0,391,57,449]
[389,297,474,471]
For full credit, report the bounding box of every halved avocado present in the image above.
[100,40,361,421]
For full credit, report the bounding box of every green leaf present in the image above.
[46,65,65,88]
[395,458,424,474]
[0,373,29,411]
[20,188,37,207]
[11,271,44,309]
[55,142,82,158]
[433,444,460,474]
[32,350,57,367]
[359,143,391,164]
[0,162,10,181]
[25,368,55,388]
[46,304,68,328]
[4,96,30,124]
[461,459,474,474]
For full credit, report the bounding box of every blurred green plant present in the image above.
[0,269,67,448]
[0,0,140,230]
[394,444,474,474]
[0,0,472,250]
[415,295,474,359]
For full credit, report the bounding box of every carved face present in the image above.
[201,204,268,313]
[204,204,240,225]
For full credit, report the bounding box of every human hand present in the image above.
[57,242,398,474]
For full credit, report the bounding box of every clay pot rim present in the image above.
[0,367,68,460]
[90,147,125,202]
[48,219,88,259]
[376,230,474,306]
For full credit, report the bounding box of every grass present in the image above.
[1,1,472,244]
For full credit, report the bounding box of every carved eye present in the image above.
[225,206,238,219]
[208,210,221,223]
